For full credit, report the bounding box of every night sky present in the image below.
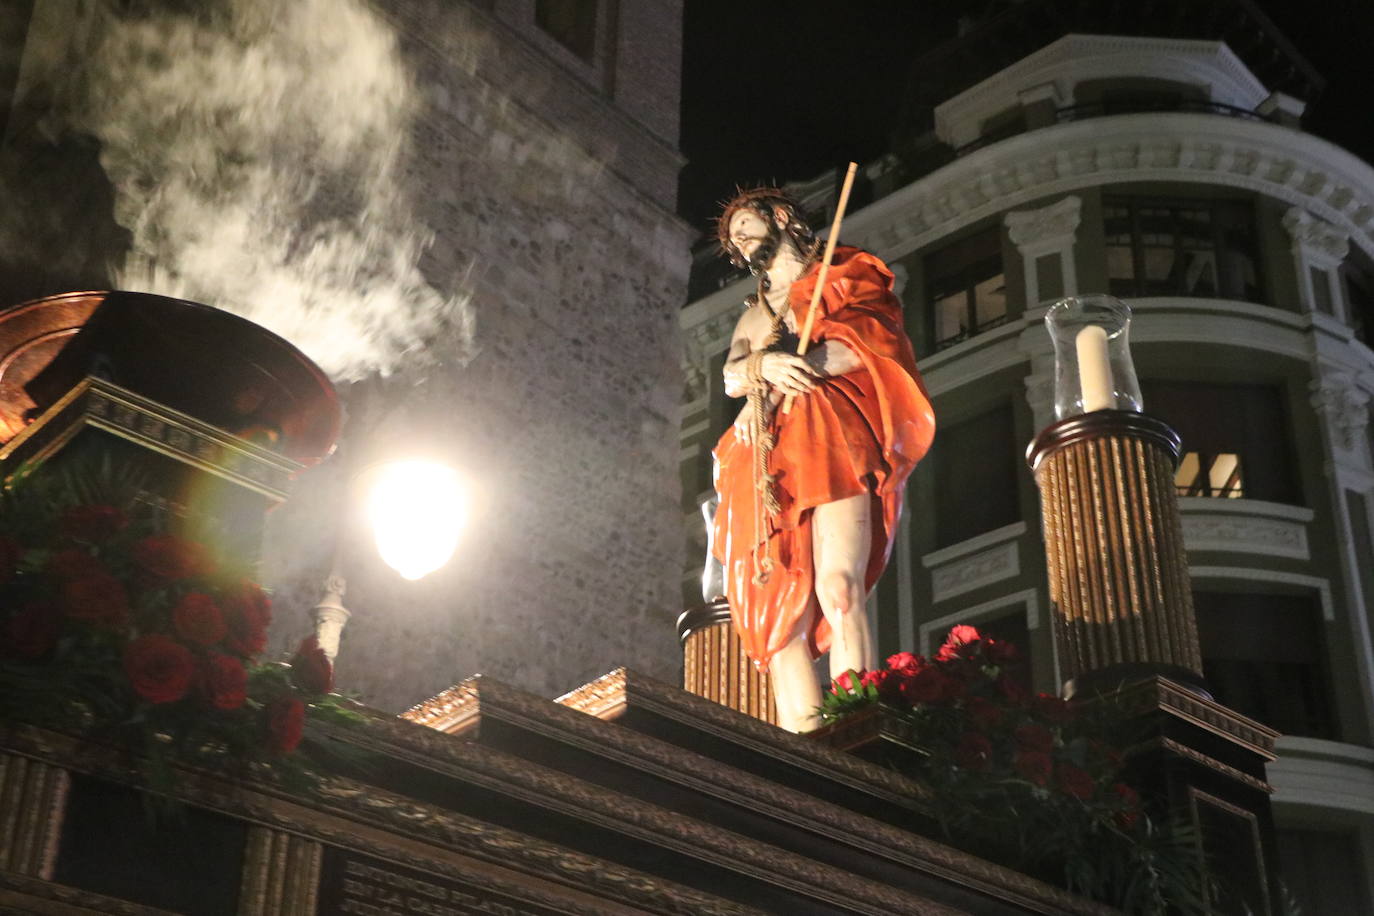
[676,0,1374,237]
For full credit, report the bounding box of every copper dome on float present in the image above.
[0,290,341,467]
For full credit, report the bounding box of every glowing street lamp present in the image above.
[367,459,468,581]
[311,458,467,660]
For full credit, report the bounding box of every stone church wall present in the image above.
[0,0,692,710]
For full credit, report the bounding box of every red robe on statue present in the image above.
[712,247,935,671]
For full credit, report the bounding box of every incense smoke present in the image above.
[31,0,471,380]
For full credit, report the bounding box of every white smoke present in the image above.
[50,0,471,380]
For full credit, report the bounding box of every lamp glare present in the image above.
[368,460,465,580]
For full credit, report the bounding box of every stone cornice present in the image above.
[844,113,1374,269]
[934,35,1270,148]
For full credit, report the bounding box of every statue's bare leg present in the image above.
[767,493,876,733]
[812,493,876,680]
[769,615,822,733]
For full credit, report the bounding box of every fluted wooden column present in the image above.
[677,599,778,725]
[239,826,323,915]
[1027,409,1204,695]
[0,751,68,880]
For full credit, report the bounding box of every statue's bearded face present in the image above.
[727,208,782,276]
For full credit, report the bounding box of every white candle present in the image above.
[1075,325,1116,412]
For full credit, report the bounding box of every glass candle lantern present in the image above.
[1045,295,1142,420]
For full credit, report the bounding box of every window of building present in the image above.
[1309,265,1334,315]
[1140,380,1300,504]
[1104,197,1262,303]
[1194,590,1335,739]
[1173,451,1244,498]
[1343,258,1374,346]
[535,0,598,62]
[1277,829,1373,915]
[925,226,1007,351]
[931,403,1019,548]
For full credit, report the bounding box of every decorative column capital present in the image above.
[1310,372,1371,453]
[1282,207,1349,266]
[1005,195,1082,257]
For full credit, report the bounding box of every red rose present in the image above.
[60,573,129,625]
[859,669,888,690]
[172,592,227,647]
[1056,763,1096,800]
[900,667,951,705]
[985,637,1019,665]
[877,670,909,702]
[831,670,863,694]
[937,624,981,661]
[265,696,305,754]
[5,603,60,659]
[47,548,106,580]
[997,674,1028,704]
[225,614,267,658]
[941,676,968,701]
[947,624,980,645]
[290,636,334,695]
[225,581,271,626]
[124,635,195,704]
[59,504,127,543]
[133,535,213,581]
[964,696,1005,730]
[222,582,271,658]
[1112,782,1141,829]
[1031,693,1073,724]
[1014,750,1053,786]
[201,654,247,710]
[1014,723,1054,753]
[0,536,20,585]
[955,731,993,771]
[885,651,924,673]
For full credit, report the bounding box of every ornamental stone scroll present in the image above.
[1283,206,1351,320]
[1310,371,1372,457]
[1005,195,1082,308]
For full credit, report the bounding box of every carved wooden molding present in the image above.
[1111,677,1280,758]
[1154,737,1275,795]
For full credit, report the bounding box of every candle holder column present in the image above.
[1028,295,1283,914]
[1027,408,1205,697]
[677,495,777,725]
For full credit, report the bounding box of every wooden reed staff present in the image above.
[783,161,859,415]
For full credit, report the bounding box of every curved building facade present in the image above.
[680,31,1374,913]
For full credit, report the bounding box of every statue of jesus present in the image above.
[712,187,935,732]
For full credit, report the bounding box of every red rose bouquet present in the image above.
[820,626,1209,914]
[0,473,358,794]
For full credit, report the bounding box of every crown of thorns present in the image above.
[715,186,808,259]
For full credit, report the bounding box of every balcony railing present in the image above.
[955,97,1278,157]
[932,312,1014,352]
[1056,98,1274,124]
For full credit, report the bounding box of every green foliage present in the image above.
[821,628,1215,914]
